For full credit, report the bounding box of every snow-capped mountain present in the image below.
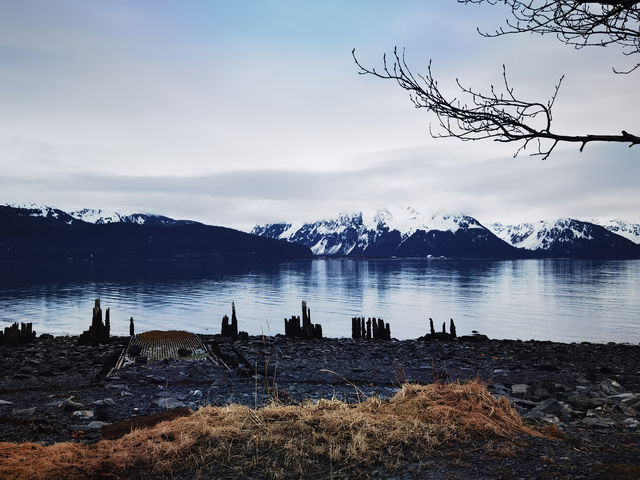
[4,203,198,226]
[68,208,195,226]
[0,204,310,261]
[489,218,639,258]
[252,207,522,258]
[588,219,640,244]
[2,203,81,225]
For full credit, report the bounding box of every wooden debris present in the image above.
[423,317,458,341]
[0,322,36,347]
[101,407,192,440]
[221,302,239,338]
[284,301,323,339]
[78,299,110,345]
[351,317,391,340]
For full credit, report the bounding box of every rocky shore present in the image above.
[1,334,639,478]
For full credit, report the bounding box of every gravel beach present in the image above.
[1,333,639,478]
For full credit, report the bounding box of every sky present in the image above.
[1,0,639,230]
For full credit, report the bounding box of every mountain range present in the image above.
[3,203,639,260]
[252,207,640,259]
[0,204,311,261]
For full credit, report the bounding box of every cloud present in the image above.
[1,2,638,230]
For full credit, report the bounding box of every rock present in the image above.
[91,398,116,407]
[533,398,564,415]
[72,410,95,420]
[60,397,85,412]
[0,399,14,405]
[598,379,625,396]
[511,384,529,396]
[581,417,613,427]
[609,393,635,403]
[566,394,610,410]
[190,389,203,398]
[12,407,36,417]
[613,403,638,418]
[71,421,110,432]
[512,398,538,410]
[622,418,640,429]
[211,377,232,388]
[155,397,184,409]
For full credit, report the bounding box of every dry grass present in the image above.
[0,381,544,480]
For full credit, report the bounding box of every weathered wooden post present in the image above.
[366,318,372,340]
[442,322,446,334]
[221,314,230,336]
[429,318,435,335]
[129,317,135,336]
[105,308,110,339]
[231,302,238,338]
[450,318,457,338]
[351,317,360,339]
[385,322,391,340]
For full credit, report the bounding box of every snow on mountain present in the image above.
[4,203,197,226]
[4,202,78,224]
[488,218,639,257]
[252,208,516,258]
[68,208,176,225]
[588,219,640,244]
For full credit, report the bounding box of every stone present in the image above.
[72,410,95,420]
[12,407,36,417]
[71,421,110,432]
[533,398,564,415]
[61,398,85,412]
[622,418,640,429]
[511,384,529,396]
[211,377,232,388]
[609,393,635,403]
[0,399,14,405]
[598,379,625,396]
[581,417,613,427]
[155,397,184,409]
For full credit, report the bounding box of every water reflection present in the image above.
[0,259,638,343]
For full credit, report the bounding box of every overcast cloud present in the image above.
[1,1,638,230]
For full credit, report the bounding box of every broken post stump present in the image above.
[284,301,323,339]
[351,317,391,341]
[0,322,36,347]
[129,317,135,337]
[422,317,458,341]
[78,299,110,345]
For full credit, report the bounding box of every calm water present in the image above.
[1,259,639,343]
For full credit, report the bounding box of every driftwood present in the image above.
[284,301,323,339]
[101,407,192,440]
[351,317,391,340]
[0,322,36,347]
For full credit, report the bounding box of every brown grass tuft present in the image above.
[0,380,545,480]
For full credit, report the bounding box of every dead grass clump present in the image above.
[0,380,544,480]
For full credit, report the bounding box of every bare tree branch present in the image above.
[353,47,640,160]
[460,0,640,73]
